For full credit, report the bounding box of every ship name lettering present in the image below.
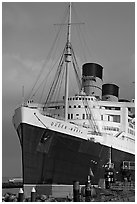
[51,122,68,130]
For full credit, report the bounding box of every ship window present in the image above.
[115,107,120,110]
[70,98,72,100]
[101,115,103,120]
[108,116,110,121]
[79,98,81,100]
[76,97,78,100]
[113,115,120,123]
[78,105,81,108]
[76,114,79,116]
[74,105,76,108]
[71,114,73,119]
[73,98,75,100]
[88,98,90,100]
[69,105,71,108]
[68,114,70,119]
[83,114,85,119]
[85,105,87,108]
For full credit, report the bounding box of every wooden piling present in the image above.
[85,182,91,202]
[31,187,36,202]
[73,181,80,202]
[18,188,24,202]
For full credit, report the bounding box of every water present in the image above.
[2,188,20,196]
[2,176,22,196]
[2,176,10,183]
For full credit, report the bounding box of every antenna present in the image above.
[22,85,24,105]
[64,2,72,121]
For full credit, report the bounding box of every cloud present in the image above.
[3,3,34,29]
[3,54,44,89]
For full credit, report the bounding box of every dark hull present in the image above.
[18,123,135,185]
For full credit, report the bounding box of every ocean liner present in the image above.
[13,2,135,189]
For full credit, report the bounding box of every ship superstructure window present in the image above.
[113,115,120,123]
[128,128,135,135]
[71,114,73,119]
[78,105,81,108]
[115,107,121,110]
[68,114,70,119]
[103,126,119,131]
[74,105,76,108]
[103,106,121,110]
[83,114,85,119]
[69,105,71,108]
[101,115,103,120]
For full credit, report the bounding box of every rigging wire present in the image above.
[27,4,69,101]
[43,46,66,108]
[71,45,82,86]
[31,47,66,102]
[53,63,65,104]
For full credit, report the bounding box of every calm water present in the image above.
[2,176,22,182]
[2,177,22,196]
[2,188,20,196]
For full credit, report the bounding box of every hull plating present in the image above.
[19,123,135,185]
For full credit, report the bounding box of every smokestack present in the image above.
[82,63,103,99]
[102,83,119,101]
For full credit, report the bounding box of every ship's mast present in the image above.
[64,2,72,121]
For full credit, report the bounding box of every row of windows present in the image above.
[103,126,119,131]
[102,106,121,110]
[68,113,120,122]
[128,128,135,136]
[68,97,94,101]
[101,115,120,123]
[55,105,121,110]
[69,105,94,109]
[68,113,93,120]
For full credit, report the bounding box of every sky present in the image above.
[2,2,135,178]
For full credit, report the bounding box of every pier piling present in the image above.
[85,176,92,202]
[31,187,36,202]
[18,188,24,202]
[73,181,80,201]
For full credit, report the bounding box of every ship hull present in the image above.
[18,122,135,185]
